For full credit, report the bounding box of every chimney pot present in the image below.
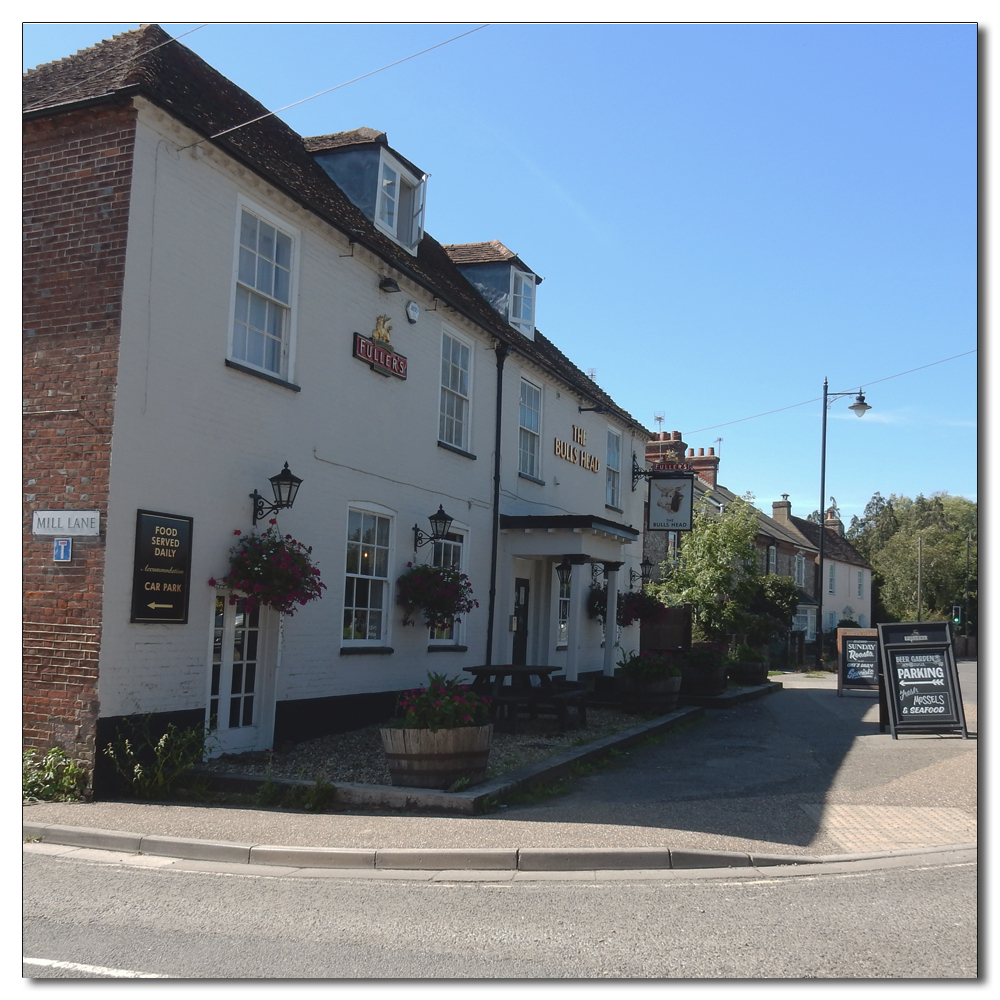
[698,448,705,456]
[672,431,681,441]
[708,447,715,456]
[687,448,694,457]
[660,432,669,441]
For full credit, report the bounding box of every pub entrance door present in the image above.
[512,577,530,665]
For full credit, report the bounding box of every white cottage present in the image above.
[23,25,650,786]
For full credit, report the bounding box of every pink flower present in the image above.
[208,577,217,587]
[233,529,242,536]
[269,518,277,525]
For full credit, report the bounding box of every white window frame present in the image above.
[509,268,535,336]
[768,545,777,575]
[794,553,806,588]
[374,149,426,254]
[428,528,467,644]
[828,562,836,595]
[519,378,541,479]
[439,328,473,453]
[606,429,622,508]
[342,504,394,646]
[857,570,864,599]
[229,199,298,380]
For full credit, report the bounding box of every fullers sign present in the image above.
[130,510,193,624]
[353,315,407,379]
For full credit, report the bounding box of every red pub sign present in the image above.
[353,332,408,379]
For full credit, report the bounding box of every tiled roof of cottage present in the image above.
[702,483,819,551]
[303,128,387,152]
[789,516,873,570]
[24,24,647,437]
[443,240,540,281]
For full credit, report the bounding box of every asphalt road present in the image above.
[23,849,977,979]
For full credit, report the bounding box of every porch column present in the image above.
[603,562,624,676]
[565,561,583,682]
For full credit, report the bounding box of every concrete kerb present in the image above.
[22,825,977,873]
[193,681,781,815]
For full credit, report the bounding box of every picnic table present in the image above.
[463,664,587,732]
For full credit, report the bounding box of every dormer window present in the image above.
[375,151,425,254]
[510,269,535,336]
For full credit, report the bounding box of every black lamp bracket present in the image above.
[251,490,281,526]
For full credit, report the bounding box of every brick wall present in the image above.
[22,103,137,775]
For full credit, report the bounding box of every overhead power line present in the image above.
[684,349,977,435]
[178,24,490,150]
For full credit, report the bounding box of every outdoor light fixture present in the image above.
[413,505,454,549]
[379,277,401,293]
[630,556,654,589]
[556,560,573,587]
[250,462,302,525]
[816,378,872,666]
[848,390,872,417]
[578,404,606,413]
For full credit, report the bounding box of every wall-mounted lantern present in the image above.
[413,505,454,549]
[556,560,573,587]
[250,462,302,525]
[629,556,655,589]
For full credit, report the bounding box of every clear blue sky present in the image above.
[23,21,978,526]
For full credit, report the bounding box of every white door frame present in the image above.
[206,592,278,755]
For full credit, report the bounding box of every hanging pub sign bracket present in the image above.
[632,453,693,491]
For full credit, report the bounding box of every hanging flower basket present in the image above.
[209,522,326,616]
[588,585,670,627]
[396,563,478,632]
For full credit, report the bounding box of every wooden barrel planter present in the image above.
[680,663,728,697]
[616,675,681,715]
[379,724,493,789]
[727,661,769,686]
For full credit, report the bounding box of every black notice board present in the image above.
[130,510,194,624]
[838,635,880,694]
[877,622,967,738]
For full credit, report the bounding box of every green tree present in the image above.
[652,492,761,641]
[848,491,977,627]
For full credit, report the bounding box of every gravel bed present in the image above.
[198,707,645,787]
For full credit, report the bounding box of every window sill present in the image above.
[225,359,301,392]
[605,504,623,514]
[340,646,394,656]
[427,645,468,653]
[437,441,477,460]
[518,472,545,486]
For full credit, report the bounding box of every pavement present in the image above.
[23,666,978,876]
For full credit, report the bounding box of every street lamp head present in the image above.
[848,390,871,418]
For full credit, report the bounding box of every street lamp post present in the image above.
[816,379,871,668]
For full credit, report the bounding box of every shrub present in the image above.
[615,650,681,682]
[732,642,766,663]
[23,747,87,802]
[103,715,210,799]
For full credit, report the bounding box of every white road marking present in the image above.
[23,957,171,978]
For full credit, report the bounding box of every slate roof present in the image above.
[302,128,387,152]
[24,24,648,438]
[442,240,541,281]
[788,516,873,570]
[696,482,818,552]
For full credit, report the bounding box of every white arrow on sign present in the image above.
[146,603,174,609]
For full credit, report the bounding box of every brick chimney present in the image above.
[645,430,687,465]
[687,446,719,487]
[824,504,845,537]
[772,494,792,525]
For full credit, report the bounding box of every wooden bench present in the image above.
[491,686,587,733]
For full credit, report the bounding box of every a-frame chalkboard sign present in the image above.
[876,622,968,739]
[837,628,880,696]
